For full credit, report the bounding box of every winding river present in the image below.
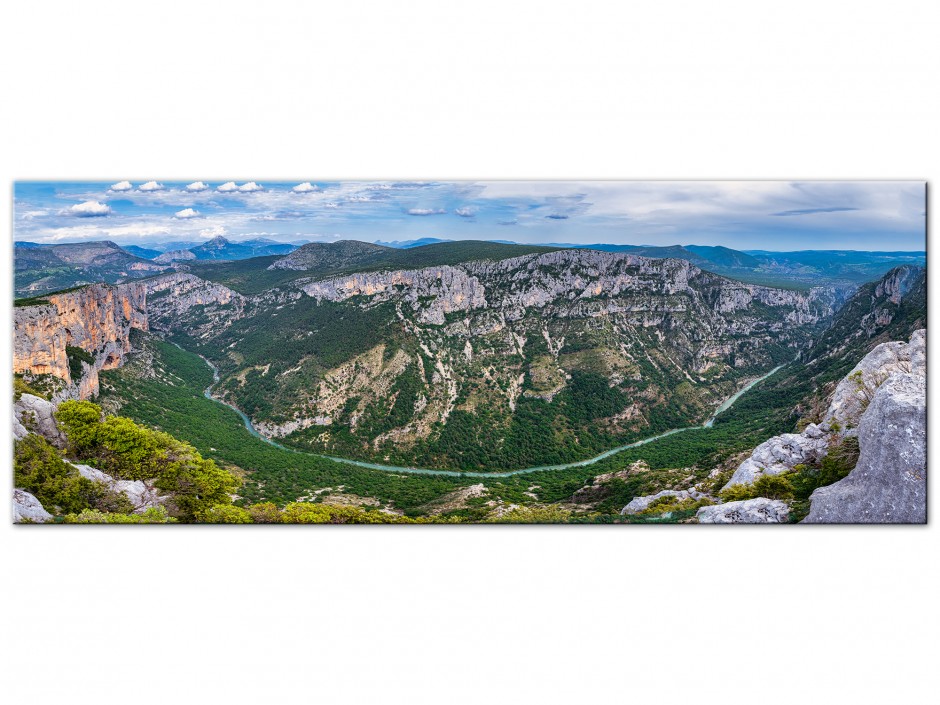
[192,348,788,479]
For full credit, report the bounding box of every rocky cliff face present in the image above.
[146,273,246,338]
[803,361,926,524]
[302,250,837,329]
[14,282,148,399]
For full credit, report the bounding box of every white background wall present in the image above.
[1,2,936,703]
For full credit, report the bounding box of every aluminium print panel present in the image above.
[12,180,927,524]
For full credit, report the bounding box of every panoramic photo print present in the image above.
[12,180,927,524]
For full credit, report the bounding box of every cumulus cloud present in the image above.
[200,225,227,239]
[65,200,111,217]
[186,181,209,192]
[292,182,319,193]
[407,208,446,216]
[175,208,200,219]
[545,213,569,220]
[455,207,476,217]
[109,180,133,192]
[217,181,239,192]
[238,182,264,192]
[138,181,164,192]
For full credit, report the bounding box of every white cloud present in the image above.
[65,200,111,217]
[109,180,133,192]
[407,208,446,216]
[200,225,227,239]
[175,208,200,219]
[292,182,319,193]
[138,181,164,192]
[186,181,209,192]
[19,210,49,220]
[217,182,239,192]
[455,206,476,217]
[238,182,264,192]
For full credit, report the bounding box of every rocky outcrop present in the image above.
[13,393,66,447]
[696,498,790,524]
[722,329,925,492]
[823,328,925,432]
[303,266,487,325]
[13,282,148,399]
[153,249,196,264]
[13,489,53,523]
[804,371,926,523]
[146,273,246,336]
[722,432,829,489]
[301,250,836,330]
[71,463,166,512]
[620,488,709,515]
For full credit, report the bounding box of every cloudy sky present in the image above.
[14,180,926,251]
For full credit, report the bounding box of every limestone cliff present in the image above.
[13,282,148,399]
[146,273,246,338]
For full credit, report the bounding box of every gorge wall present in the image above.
[14,282,148,399]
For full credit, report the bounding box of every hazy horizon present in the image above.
[14,180,927,252]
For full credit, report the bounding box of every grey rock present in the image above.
[620,489,708,515]
[14,393,65,447]
[71,463,165,512]
[824,329,925,432]
[146,273,246,337]
[13,489,53,523]
[723,328,925,492]
[696,498,790,524]
[723,432,829,489]
[804,372,926,524]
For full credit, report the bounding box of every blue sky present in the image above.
[13,180,926,251]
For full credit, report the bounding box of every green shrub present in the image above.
[66,345,95,381]
[65,506,176,524]
[486,505,572,523]
[719,472,795,503]
[201,505,252,523]
[14,434,101,514]
[247,502,283,523]
[55,399,241,521]
[637,495,713,516]
[280,502,415,524]
[14,375,43,401]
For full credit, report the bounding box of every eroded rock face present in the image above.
[620,489,708,515]
[13,489,53,523]
[823,329,925,432]
[302,266,488,325]
[13,394,65,447]
[300,250,836,332]
[13,282,148,399]
[804,372,926,524]
[146,273,246,336]
[696,498,790,524]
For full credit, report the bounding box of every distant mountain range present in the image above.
[14,241,168,296]
[125,236,299,262]
[13,236,927,298]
